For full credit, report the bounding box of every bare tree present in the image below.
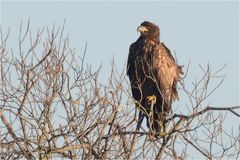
[0,22,239,160]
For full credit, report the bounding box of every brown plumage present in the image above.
[127,21,183,132]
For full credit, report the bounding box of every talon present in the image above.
[147,95,157,105]
[159,131,166,137]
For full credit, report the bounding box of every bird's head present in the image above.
[137,21,160,40]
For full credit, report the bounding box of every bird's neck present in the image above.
[136,36,160,55]
[139,35,159,43]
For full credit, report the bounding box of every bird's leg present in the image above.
[159,119,165,137]
[149,99,154,133]
[158,101,167,137]
[136,111,144,131]
[146,95,157,136]
[146,95,157,105]
[135,101,149,131]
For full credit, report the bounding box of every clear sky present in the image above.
[1,0,239,106]
[1,0,239,158]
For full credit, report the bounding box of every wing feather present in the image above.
[153,43,182,104]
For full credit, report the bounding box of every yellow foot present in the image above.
[159,131,166,137]
[146,95,157,105]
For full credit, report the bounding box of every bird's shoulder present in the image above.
[128,42,138,62]
[154,42,176,64]
[130,37,144,51]
[129,41,138,53]
[154,42,183,80]
[128,38,145,61]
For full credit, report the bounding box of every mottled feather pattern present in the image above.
[127,21,183,132]
[155,43,182,102]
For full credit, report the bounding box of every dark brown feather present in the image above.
[127,21,182,132]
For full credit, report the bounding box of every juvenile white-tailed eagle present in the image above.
[127,21,183,133]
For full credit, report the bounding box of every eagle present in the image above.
[127,21,183,134]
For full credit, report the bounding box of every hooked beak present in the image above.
[137,25,149,33]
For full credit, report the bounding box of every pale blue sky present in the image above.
[1,0,239,106]
[0,1,239,158]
